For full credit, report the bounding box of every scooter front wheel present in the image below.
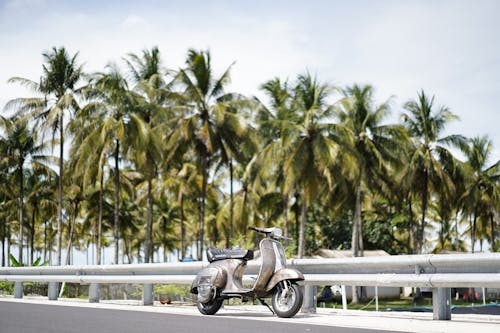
[272,282,303,318]
[196,298,223,315]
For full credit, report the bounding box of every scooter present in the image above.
[191,226,304,318]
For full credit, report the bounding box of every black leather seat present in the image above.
[206,248,254,263]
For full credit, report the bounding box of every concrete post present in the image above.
[301,285,317,313]
[89,283,100,303]
[142,284,154,305]
[14,282,23,299]
[432,287,451,320]
[375,286,379,312]
[48,282,59,300]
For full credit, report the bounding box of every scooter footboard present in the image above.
[265,268,304,292]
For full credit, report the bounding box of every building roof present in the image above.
[312,249,390,259]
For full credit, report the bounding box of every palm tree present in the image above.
[279,73,338,258]
[6,46,83,265]
[125,46,171,263]
[459,136,500,252]
[401,90,465,253]
[0,116,48,265]
[79,64,134,264]
[256,78,298,238]
[335,84,405,303]
[335,85,405,258]
[170,49,247,259]
[69,107,107,265]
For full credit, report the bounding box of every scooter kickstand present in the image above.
[258,298,274,315]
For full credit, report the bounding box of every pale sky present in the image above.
[1,0,500,162]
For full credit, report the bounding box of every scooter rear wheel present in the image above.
[196,298,223,315]
[272,282,303,318]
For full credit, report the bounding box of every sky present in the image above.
[1,0,499,262]
[1,0,500,160]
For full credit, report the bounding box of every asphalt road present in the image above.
[0,302,397,333]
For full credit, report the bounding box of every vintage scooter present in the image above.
[191,226,304,318]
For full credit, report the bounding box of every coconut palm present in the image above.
[167,161,199,259]
[0,116,50,265]
[335,84,405,303]
[401,90,465,253]
[255,77,298,237]
[170,49,248,259]
[278,73,339,258]
[78,64,134,264]
[69,109,108,265]
[6,47,83,265]
[125,46,172,263]
[24,164,57,265]
[335,84,405,258]
[459,136,500,252]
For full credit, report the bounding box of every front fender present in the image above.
[265,268,304,292]
[190,266,227,294]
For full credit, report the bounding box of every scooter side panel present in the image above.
[265,268,304,292]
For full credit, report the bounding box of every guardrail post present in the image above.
[341,285,347,310]
[48,282,59,300]
[142,284,154,305]
[89,283,100,303]
[14,282,23,298]
[301,285,317,313]
[432,287,451,320]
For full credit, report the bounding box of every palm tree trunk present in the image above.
[352,182,361,258]
[30,210,35,265]
[229,158,234,243]
[162,217,168,262]
[199,153,208,260]
[64,202,78,266]
[298,189,306,259]
[358,193,364,257]
[419,171,429,254]
[455,211,460,251]
[114,139,120,264]
[180,194,186,259]
[491,213,496,252]
[408,195,415,254]
[145,176,153,263]
[2,220,6,266]
[18,165,24,265]
[283,193,289,238]
[351,181,362,304]
[57,113,64,266]
[294,192,300,243]
[97,172,103,265]
[43,220,47,262]
[125,239,132,264]
[7,228,11,267]
[471,209,477,253]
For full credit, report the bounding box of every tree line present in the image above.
[1,46,499,272]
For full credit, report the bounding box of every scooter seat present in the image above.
[207,248,254,262]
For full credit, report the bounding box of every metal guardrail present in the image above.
[1,253,500,320]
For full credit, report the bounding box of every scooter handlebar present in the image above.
[248,226,293,241]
